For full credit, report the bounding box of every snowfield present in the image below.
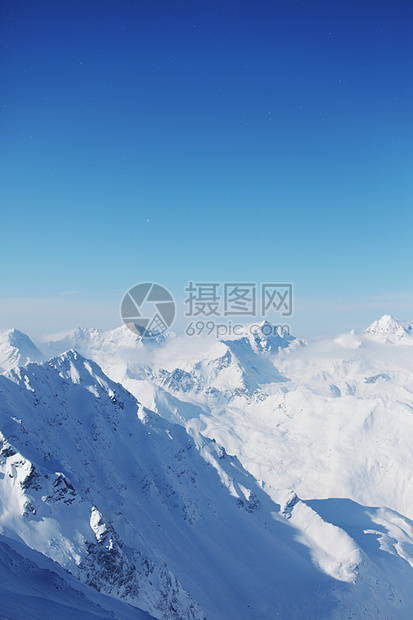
[0,315,412,618]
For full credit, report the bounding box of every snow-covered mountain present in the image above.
[1,349,413,617]
[1,315,413,618]
[363,314,413,345]
[102,321,300,403]
[0,328,45,372]
[42,325,170,361]
[99,317,413,520]
[37,317,413,518]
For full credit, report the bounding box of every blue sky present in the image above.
[1,0,412,337]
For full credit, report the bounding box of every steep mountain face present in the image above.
[0,352,203,619]
[363,314,413,345]
[1,351,413,618]
[0,328,45,371]
[0,533,154,620]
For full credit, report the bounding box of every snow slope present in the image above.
[1,350,413,617]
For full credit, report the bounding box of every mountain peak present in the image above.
[0,328,45,371]
[55,348,85,363]
[248,320,299,353]
[47,349,114,390]
[363,315,413,345]
[72,326,102,338]
[3,327,36,345]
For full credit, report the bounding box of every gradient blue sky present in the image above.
[1,0,412,337]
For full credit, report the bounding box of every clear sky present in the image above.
[1,0,412,337]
